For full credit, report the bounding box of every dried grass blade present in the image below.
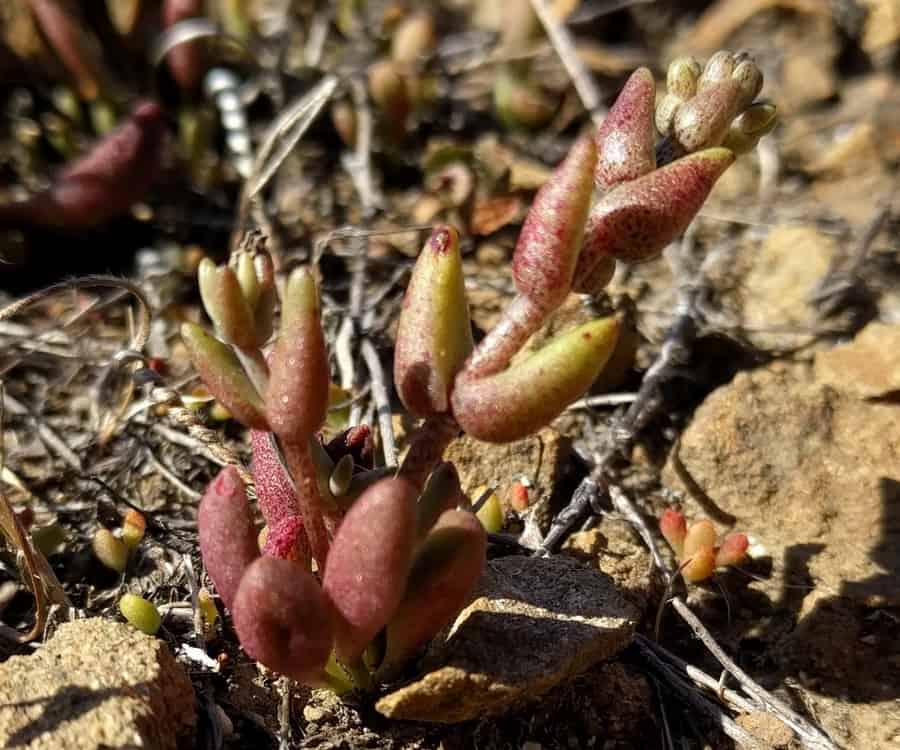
[245,75,339,201]
[0,385,71,643]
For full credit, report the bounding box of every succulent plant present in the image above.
[659,508,749,583]
[185,233,486,690]
[186,52,772,693]
[0,100,166,231]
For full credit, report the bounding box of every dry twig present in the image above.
[529,0,605,126]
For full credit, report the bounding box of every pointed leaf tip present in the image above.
[594,67,656,190]
[416,461,465,538]
[512,134,597,312]
[451,317,619,443]
[266,269,329,440]
[394,225,473,417]
[715,532,748,568]
[660,509,687,556]
[181,323,269,430]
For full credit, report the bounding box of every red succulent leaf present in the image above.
[573,148,734,287]
[594,67,656,190]
[232,556,333,683]
[2,101,166,231]
[322,478,418,663]
[198,466,259,610]
[511,134,597,313]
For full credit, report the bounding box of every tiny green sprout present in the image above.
[92,528,128,573]
[198,588,219,635]
[474,487,504,534]
[119,593,162,635]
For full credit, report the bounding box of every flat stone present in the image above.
[376,555,638,723]
[662,363,900,607]
[814,321,900,398]
[0,618,195,750]
[740,225,836,350]
[562,516,657,614]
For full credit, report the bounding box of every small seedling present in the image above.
[92,527,128,573]
[119,593,162,635]
[186,51,772,693]
[121,509,146,550]
[660,508,749,583]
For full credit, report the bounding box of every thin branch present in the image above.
[540,272,704,553]
[2,392,82,471]
[360,340,397,468]
[529,0,605,126]
[670,597,841,750]
[566,392,638,410]
[636,634,758,716]
[635,636,768,750]
[608,485,669,580]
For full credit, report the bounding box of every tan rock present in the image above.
[0,618,195,750]
[735,712,794,748]
[860,0,900,57]
[741,225,837,350]
[808,121,884,178]
[814,321,900,398]
[663,363,900,607]
[376,555,638,722]
[443,427,573,530]
[781,53,836,113]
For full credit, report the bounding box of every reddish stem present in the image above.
[459,294,544,379]
[281,438,331,572]
[397,415,459,492]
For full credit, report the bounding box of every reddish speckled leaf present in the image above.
[574,148,734,288]
[251,430,298,525]
[198,466,259,610]
[266,268,330,441]
[232,556,333,683]
[322,478,418,663]
[452,317,619,443]
[594,68,656,190]
[511,134,596,313]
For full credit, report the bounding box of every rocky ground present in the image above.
[1,1,899,749]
